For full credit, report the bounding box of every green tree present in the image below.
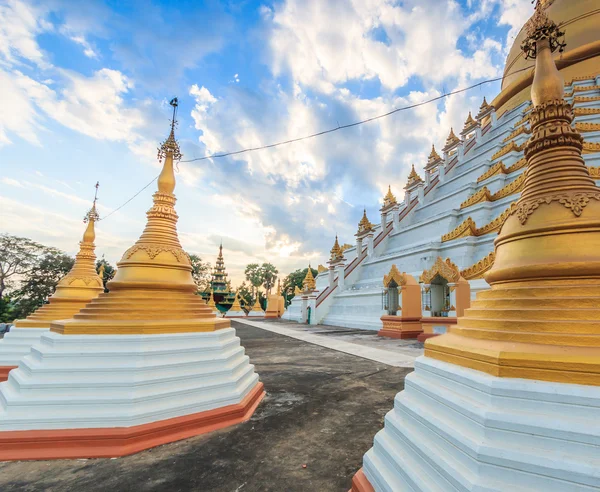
[189,254,211,292]
[282,267,318,305]
[244,263,263,299]
[95,256,116,292]
[0,234,47,300]
[237,282,253,307]
[261,262,279,295]
[11,249,74,320]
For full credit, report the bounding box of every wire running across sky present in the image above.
[99,43,596,221]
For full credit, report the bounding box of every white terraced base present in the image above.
[0,328,260,430]
[226,310,246,317]
[0,327,48,368]
[362,356,600,491]
[283,296,302,322]
[247,310,264,317]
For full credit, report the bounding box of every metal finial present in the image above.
[520,3,565,59]
[157,96,183,163]
[84,182,101,223]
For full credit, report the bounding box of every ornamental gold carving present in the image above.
[502,125,531,143]
[583,142,600,154]
[383,264,407,287]
[574,95,600,103]
[460,187,491,209]
[442,203,515,242]
[572,85,598,93]
[460,252,495,280]
[513,192,600,225]
[574,107,600,116]
[575,123,600,133]
[419,257,461,284]
[124,244,191,263]
[65,276,103,287]
[491,141,525,161]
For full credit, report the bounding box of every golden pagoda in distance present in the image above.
[352,4,600,490]
[0,186,104,381]
[0,98,264,461]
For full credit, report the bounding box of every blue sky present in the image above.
[0,0,533,284]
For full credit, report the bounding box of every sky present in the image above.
[0,0,534,286]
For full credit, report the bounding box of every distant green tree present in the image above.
[282,267,318,306]
[95,256,115,292]
[0,234,47,300]
[11,249,74,320]
[189,254,211,292]
[237,282,253,307]
[261,263,279,296]
[244,263,263,299]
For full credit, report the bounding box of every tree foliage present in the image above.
[237,281,253,307]
[244,263,263,298]
[261,263,279,295]
[10,250,74,320]
[282,267,318,304]
[189,254,211,292]
[0,234,48,299]
[95,257,116,292]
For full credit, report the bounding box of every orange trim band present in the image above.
[350,468,375,492]
[0,382,265,461]
[0,366,18,382]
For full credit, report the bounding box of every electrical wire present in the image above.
[99,46,598,220]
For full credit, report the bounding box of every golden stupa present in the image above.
[15,191,104,328]
[303,265,316,291]
[51,107,229,335]
[426,5,600,386]
[497,0,600,115]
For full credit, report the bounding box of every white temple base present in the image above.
[0,327,49,368]
[0,328,260,431]
[246,311,264,317]
[226,310,247,318]
[361,356,600,491]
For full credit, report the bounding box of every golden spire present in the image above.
[404,164,423,189]
[329,235,344,261]
[443,128,460,151]
[250,296,263,312]
[229,290,243,312]
[302,265,316,291]
[51,98,229,335]
[207,289,216,309]
[425,14,600,386]
[476,97,493,120]
[15,184,104,328]
[357,209,374,235]
[428,145,441,162]
[382,185,397,208]
[461,112,478,135]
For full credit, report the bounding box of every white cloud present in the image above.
[267,0,502,92]
[0,0,51,69]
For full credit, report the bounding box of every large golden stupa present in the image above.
[495,0,600,115]
[51,114,230,335]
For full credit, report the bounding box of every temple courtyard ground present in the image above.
[0,320,422,492]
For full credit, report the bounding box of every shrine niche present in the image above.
[418,257,470,342]
[378,265,422,339]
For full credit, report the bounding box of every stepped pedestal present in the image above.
[353,357,600,492]
[0,329,263,460]
[0,328,47,380]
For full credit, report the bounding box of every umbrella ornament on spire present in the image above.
[157,97,182,164]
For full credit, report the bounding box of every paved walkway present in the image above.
[235,319,423,368]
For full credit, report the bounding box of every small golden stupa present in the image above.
[51,103,229,335]
[356,209,374,235]
[302,265,316,291]
[382,185,397,208]
[15,187,104,328]
[329,235,344,262]
[426,6,600,386]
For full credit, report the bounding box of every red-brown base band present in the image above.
[0,382,265,461]
[0,366,18,382]
[350,468,375,492]
[417,332,440,342]
[264,314,281,318]
[377,328,422,339]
